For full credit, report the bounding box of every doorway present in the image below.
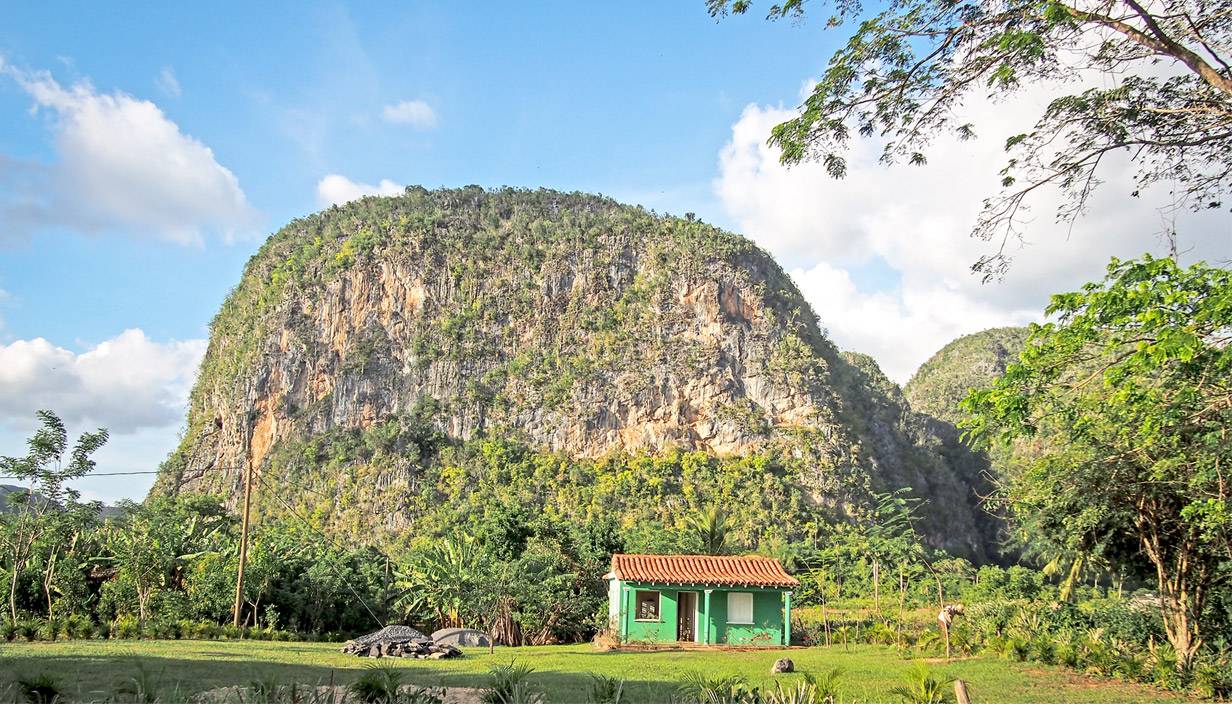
[677,591,698,642]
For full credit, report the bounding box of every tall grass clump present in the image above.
[483,661,543,704]
[349,663,404,703]
[889,664,952,704]
[15,673,63,704]
[586,673,625,704]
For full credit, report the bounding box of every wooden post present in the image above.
[783,591,792,646]
[954,679,971,704]
[232,460,254,628]
[821,587,831,647]
[872,560,880,613]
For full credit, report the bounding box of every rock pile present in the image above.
[342,625,464,659]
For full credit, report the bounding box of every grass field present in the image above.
[0,639,1186,703]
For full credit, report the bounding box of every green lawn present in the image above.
[0,639,1186,703]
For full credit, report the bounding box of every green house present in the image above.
[605,553,798,646]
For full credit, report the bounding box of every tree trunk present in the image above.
[9,564,19,623]
[42,546,57,615]
[898,568,907,642]
[821,593,831,647]
[872,559,880,613]
[1139,510,1207,669]
[8,539,32,624]
[1159,581,1204,667]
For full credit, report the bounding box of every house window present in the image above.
[635,590,660,621]
[728,592,754,624]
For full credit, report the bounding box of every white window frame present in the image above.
[727,591,754,624]
[634,590,661,622]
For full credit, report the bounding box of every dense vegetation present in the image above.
[708,0,1232,278]
[903,328,1028,426]
[157,186,999,559]
[2,185,1228,699]
[966,257,1232,669]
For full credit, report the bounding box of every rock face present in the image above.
[156,187,998,558]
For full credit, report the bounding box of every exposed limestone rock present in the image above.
[156,187,997,558]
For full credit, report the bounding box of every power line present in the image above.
[0,466,253,480]
[0,470,161,479]
[253,469,387,630]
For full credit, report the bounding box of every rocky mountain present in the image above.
[155,187,998,559]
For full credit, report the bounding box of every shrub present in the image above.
[15,673,63,704]
[765,670,843,704]
[66,614,95,639]
[404,687,447,704]
[586,674,624,704]
[150,619,180,640]
[349,663,403,703]
[889,664,952,704]
[38,617,64,641]
[1193,653,1232,699]
[17,619,40,642]
[115,659,177,704]
[484,662,541,704]
[676,673,755,704]
[1,620,16,641]
[114,615,141,639]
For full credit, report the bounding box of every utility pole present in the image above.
[232,459,254,628]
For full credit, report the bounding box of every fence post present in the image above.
[955,679,972,704]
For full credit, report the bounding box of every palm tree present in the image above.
[684,506,729,555]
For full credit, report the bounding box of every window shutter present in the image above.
[728,592,754,624]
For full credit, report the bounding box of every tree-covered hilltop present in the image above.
[904,327,1030,426]
[154,186,997,558]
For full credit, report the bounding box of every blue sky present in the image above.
[0,2,841,344]
[1,2,1227,503]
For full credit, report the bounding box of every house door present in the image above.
[677,591,697,642]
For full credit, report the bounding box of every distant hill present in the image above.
[904,327,1030,426]
[0,484,121,518]
[154,186,1003,559]
[0,484,30,513]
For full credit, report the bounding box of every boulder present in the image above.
[342,624,464,659]
[431,627,493,647]
[771,658,794,674]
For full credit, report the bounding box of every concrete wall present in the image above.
[622,585,680,642]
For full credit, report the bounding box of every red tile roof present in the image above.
[608,553,799,588]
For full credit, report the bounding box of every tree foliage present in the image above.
[709,0,1232,276]
[964,255,1232,665]
[0,411,107,622]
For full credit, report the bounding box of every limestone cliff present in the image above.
[156,187,996,558]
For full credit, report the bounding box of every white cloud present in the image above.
[0,63,255,245]
[717,92,1232,382]
[381,99,437,129]
[155,66,181,98]
[316,173,403,207]
[0,329,206,434]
